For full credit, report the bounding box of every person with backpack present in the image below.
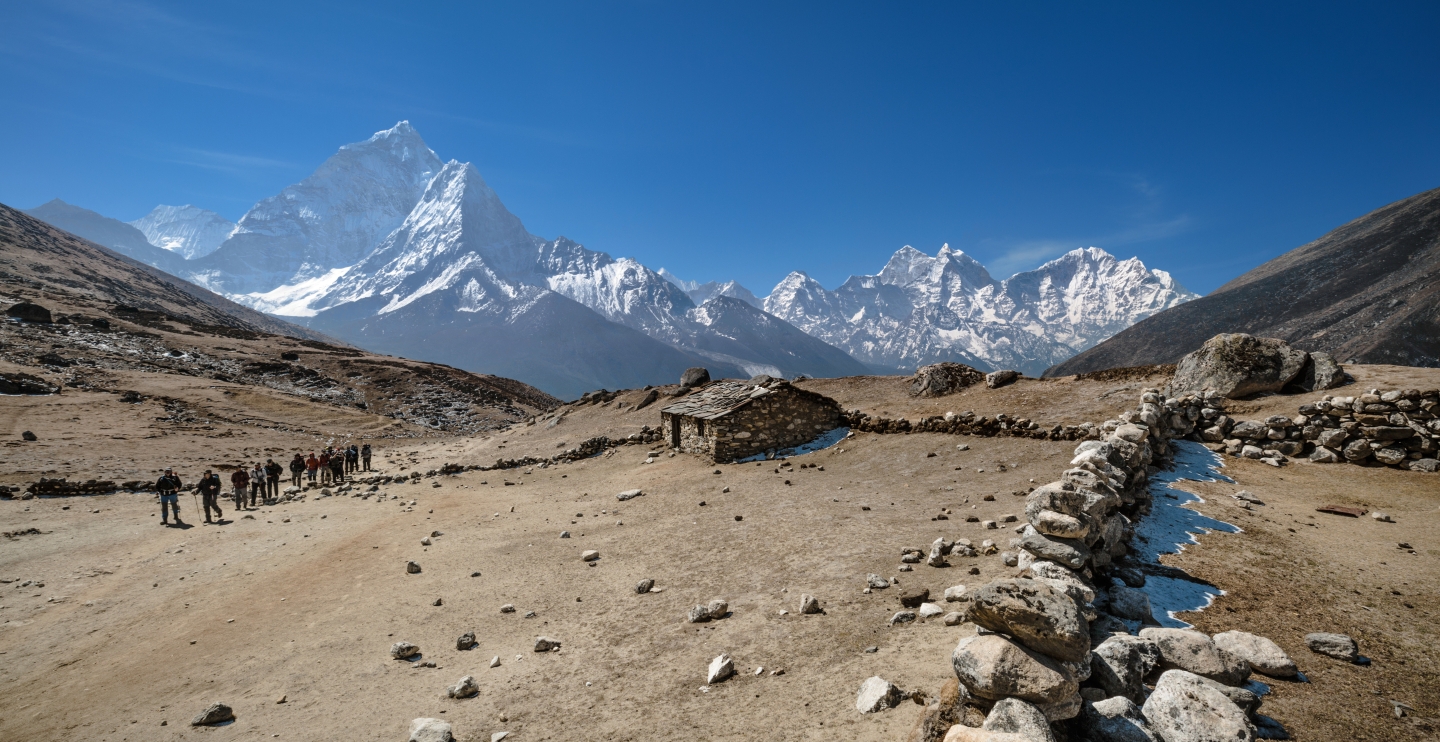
[265,459,283,501]
[346,445,358,473]
[289,454,305,487]
[156,468,184,526]
[329,451,345,483]
[361,443,372,471]
[318,451,331,484]
[198,470,223,523]
[230,466,250,511]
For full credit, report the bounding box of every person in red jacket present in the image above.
[306,453,319,483]
[230,466,250,511]
[318,451,332,484]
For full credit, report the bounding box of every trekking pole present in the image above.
[190,489,199,518]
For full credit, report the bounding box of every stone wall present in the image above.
[1199,388,1439,472]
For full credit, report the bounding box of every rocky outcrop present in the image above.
[911,363,986,397]
[1170,334,1315,398]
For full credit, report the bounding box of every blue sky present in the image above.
[1,1,1436,295]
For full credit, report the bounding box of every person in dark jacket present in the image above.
[346,445,358,473]
[265,459,283,500]
[156,468,183,526]
[198,470,223,523]
[361,443,372,471]
[230,466,250,511]
[329,451,345,483]
[289,454,305,487]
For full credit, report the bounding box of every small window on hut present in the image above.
[696,419,705,437]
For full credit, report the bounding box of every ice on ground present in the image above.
[736,427,848,463]
[1133,440,1240,628]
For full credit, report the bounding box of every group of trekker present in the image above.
[154,443,372,526]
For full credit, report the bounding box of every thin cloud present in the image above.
[160,147,299,176]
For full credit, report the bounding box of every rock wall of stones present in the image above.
[904,389,1294,741]
[708,393,843,462]
[1200,389,1439,473]
[844,410,1105,442]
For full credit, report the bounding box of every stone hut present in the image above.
[659,378,843,462]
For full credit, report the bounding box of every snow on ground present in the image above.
[236,266,352,316]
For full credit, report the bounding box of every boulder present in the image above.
[1211,631,1296,678]
[409,717,454,742]
[1304,632,1359,662]
[968,579,1090,662]
[1019,526,1091,570]
[905,677,970,742]
[1140,670,1255,742]
[981,698,1056,741]
[952,633,1082,720]
[1139,628,1250,686]
[1106,585,1156,624]
[799,593,821,614]
[1090,634,1162,703]
[0,372,58,395]
[1287,352,1348,392]
[707,653,735,684]
[1170,333,1309,399]
[190,702,234,726]
[911,362,986,397]
[856,676,903,713]
[986,370,1020,389]
[1077,697,1160,742]
[681,367,711,388]
[6,301,52,323]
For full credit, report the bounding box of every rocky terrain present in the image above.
[1,342,1436,740]
[1047,186,1440,377]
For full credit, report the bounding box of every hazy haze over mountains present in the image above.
[19,122,1201,394]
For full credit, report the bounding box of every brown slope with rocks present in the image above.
[1046,186,1440,377]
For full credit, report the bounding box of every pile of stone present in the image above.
[1202,390,1439,473]
[19,478,119,498]
[901,388,1297,741]
[844,410,1103,442]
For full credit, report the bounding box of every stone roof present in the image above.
[659,381,767,420]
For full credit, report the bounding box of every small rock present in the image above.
[1305,632,1359,662]
[446,675,479,698]
[707,599,729,618]
[491,733,509,742]
[867,573,890,589]
[855,676,903,713]
[688,604,712,623]
[944,585,969,602]
[799,593,821,614]
[982,697,1056,741]
[899,587,930,608]
[918,602,944,619]
[406,560,422,574]
[391,641,420,660]
[500,604,515,613]
[490,656,501,668]
[889,610,917,625]
[533,636,561,652]
[581,550,600,562]
[457,632,477,651]
[636,579,654,594]
[1371,512,1393,523]
[707,653,735,684]
[616,489,643,501]
[432,598,443,607]
[409,717,453,742]
[944,611,964,626]
[190,702,234,726]
[560,531,570,538]
[421,537,432,545]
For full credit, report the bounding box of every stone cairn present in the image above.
[907,389,1293,742]
[1202,389,1439,473]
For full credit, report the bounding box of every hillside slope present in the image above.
[1046,186,1440,376]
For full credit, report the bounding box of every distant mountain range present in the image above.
[1046,186,1440,376]
[21,122,1199,395]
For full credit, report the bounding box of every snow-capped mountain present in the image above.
[659,268,762,308]
[130,205,236,259]
[763,244,1199,376]
[188,121,443,295]
[20,121,1197,394]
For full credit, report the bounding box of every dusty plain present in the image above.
[2,368,1438,741]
